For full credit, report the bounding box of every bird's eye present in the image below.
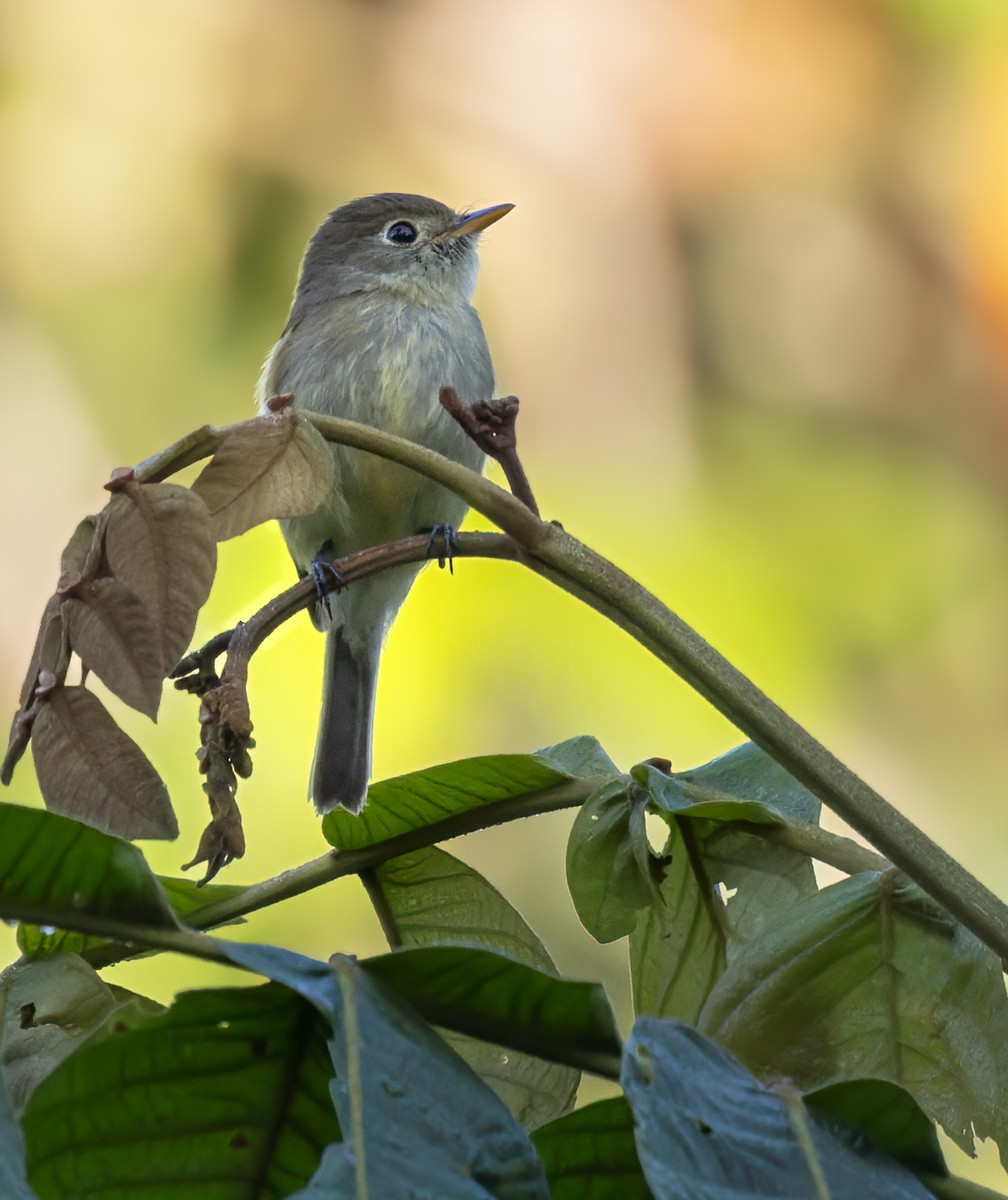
[385,221,418,246]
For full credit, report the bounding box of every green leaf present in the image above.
[372,846,577,1125]
[362,945,622,1076]
[220,943,550,1200]
[0,804,178,934]
[629,827,727,1023]
[17,875,246,963]
[628,746,822,1020]
[662,744,820,950]
[1,955,161,1116]
[805,1079,945,1176]
[532,1097,653,1200]
[323,736,619,851]
[671,741,822,824]
[566,781,658,943]
[22,982,339,1200]
[372,846,557,970]
[699,872,1008,1166]
[623,1017,934,1199]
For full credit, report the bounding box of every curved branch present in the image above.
[302,413,1008,963]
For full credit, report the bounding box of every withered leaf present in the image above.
[103,482,216,675]
[59,512,105,584]
[62,578,164,720]
[182,789,246,884]
[31,685,178,841]
[190,411,335,541]
[16,594,66,712]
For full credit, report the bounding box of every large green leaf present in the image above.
[532,1097,653,1200]
[372,846,578,1125]
[699,871,1008,1165]
[665,743,822,949]
[623,1017,934,1199]
[220,942,550,1200]
[628,830,727,1024]
[805,1079,945,1176]
[22,981,339,1200]
[0,804,177,934]
[628,745,821,1019]
[16,875,246,963]
[323,736,619,851]
[362,945,622,1076]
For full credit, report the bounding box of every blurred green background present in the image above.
[3,0,1008,1185]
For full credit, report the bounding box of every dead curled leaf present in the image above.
[103,481,217,676]
[62,578,164,720]
[31,685,177,841]
[190,410,335,542]
[58,513,105,584]
[16,595,67,713]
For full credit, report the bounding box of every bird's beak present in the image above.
[439,203,514,240]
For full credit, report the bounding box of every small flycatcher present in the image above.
[256,193,512,814]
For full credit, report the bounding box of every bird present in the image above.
[255,192,512,814]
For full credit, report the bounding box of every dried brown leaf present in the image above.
[59,513,105,583]
[103,482,216,675]
[16,595,66,712]
[182,789,246,884]
[62,578,164,720]
[31,685,178,841]
[190,411,335,541]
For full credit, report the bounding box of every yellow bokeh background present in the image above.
[3,0,1008,1185]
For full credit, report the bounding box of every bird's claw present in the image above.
[310,554,345,620]
[426,524,458,574]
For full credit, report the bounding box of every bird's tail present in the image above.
[311,625,378,814]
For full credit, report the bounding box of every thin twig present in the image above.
[439,388,540,516]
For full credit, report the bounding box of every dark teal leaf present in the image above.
[532,1097,653,1200]
[566,781,658,943]
[805,1079,945,1176]
[0,1050,37,1200]
[323,736,619,851]
[362,945,622,1077]
[373,846,577,1125]
[699,872,1008,1165]
[220,942,550,1200]
[0,804,178,934]
[623,1017,934,1199]
[22,982,339,1200]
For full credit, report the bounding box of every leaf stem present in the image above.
[82,779,595,968]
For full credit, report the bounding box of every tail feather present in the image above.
[311,627,378,814]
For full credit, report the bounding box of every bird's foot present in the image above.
[310,553,345,620]
[425,524,459,574]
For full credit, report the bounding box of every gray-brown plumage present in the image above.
[256,193,511,813]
